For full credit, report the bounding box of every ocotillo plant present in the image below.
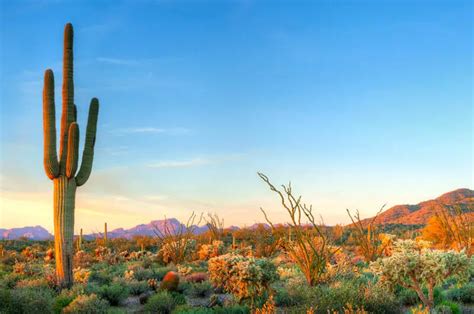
[42,23,99,288]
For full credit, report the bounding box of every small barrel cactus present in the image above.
[160,271,180,291]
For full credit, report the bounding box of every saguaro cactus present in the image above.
[43,23,99,288]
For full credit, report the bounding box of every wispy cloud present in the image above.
[112,127,192,136]
[147,158,210,169]
[147,153,247,169]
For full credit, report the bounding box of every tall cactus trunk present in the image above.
[54,176,77,286]
[42,23,100,288]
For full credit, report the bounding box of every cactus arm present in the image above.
[59,23,75,174]
[66,123,79,178]
[43,69,59,179]
[75,98,99,186]
[73,104,77,122]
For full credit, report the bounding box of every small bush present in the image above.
[144,291,177,314]
[274,285,308,307]
[52,293,75,314]
[0,286,54,314]
[63,294,110,313]
[173,305,250,313]
[459,283,474,303]
[398,288,420,306]
[95,283,129,306]
[154,266,174,280]
[128,280,150,295]
[435,300,461,314]
[186,281,213,298]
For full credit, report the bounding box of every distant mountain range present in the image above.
[2,188,472,240]
[364,188,473,225]
[0,226,52,240]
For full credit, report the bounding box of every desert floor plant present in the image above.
[258,172,337,286]
[153,212,202,264]
[370,239,470,310]
[42,23,99,287]
[346,207,392,262]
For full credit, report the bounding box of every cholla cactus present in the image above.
[42,23,100,288]
[73,267,91,284]
[198,240,224,260]
[370,239,470,309]
[208,253,277,302]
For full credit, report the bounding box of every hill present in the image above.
[366,188,473,225]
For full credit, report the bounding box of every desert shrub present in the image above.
[160,239,197,264]
[208,253,277,302]
[0,286,54,314]
[73,267,91,284]
[52,293,75,314]
[94,283,129,306]
[173,305,250,314]
[0,272,23,288]
[258,173,337,286]
[363,283,401,314]
[186,272,208,283]
[459,283,474,303]
[310,282,361,312]
[398,288,420,306]
[198,241,225,260]
[15,277,50,289]
[160,271,180,291]
[144,291,177,314]
[63,293,110,313]
[0,288,14,313]
[133,267,155,281]
[370,240,470,309]
[128,280,150,295]
[88,269,113,285]
[186,281,213,297]
[154,266,174,280]
[435,301,461,314]
[274,284,308,307]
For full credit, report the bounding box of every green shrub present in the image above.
[95,283,129,306]
[128,280,150,295]
[435,300,461,314]
[173,305,250,313]
[88,270,113,285]
[398,288,420,306]
[62,294,110,313]
[171,291,187,305]
[144,291,177,313]
[185,281,213,297]
[274,285,308,307]
[0,273,22,288]
[0,286,55,314]
[363,284,401,314]
[53,293,75,314]
[459,283,474,303]
[133,268,154,281]
[0,288,14,313]
[154,266,173,280]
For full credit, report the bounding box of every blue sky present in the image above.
[0,0,472,232]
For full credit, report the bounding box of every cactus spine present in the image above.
[42,23,99,288]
